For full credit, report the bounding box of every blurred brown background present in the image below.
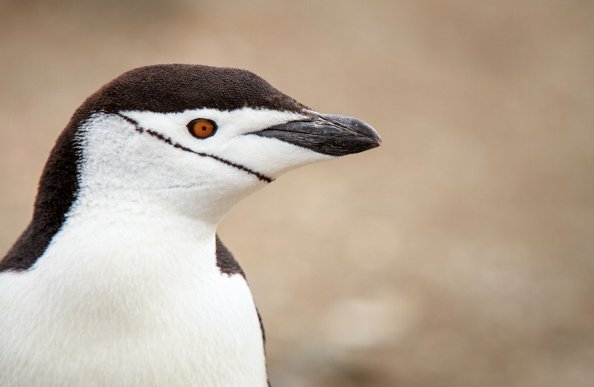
[1,0,593,386]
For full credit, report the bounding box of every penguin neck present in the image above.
[71,184,234,228]
[34,194,223,303]
[66,185,225,260]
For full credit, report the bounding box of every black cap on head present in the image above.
[81,64,307,115]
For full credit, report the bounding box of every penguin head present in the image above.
[52,65,381,221]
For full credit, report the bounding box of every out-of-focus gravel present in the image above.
[1,1,593,386]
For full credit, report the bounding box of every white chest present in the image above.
[0,211,267,387]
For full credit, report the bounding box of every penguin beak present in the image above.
[248,112,381,156]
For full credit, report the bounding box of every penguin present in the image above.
[0,64,380,387]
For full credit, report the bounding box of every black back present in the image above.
[0,119,81,271]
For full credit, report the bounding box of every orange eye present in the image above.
[187,118,217,139]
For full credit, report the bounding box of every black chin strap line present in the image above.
[114,112,274,183]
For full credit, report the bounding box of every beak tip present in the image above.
[367,127,382,146]
[352,118,382,149]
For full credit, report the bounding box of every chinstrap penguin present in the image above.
[0,64,381,386]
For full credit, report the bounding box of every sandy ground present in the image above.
[1,1,593,386]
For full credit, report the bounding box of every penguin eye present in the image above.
[187,118,217,139]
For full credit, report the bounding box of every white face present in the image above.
[77,108,334,222]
